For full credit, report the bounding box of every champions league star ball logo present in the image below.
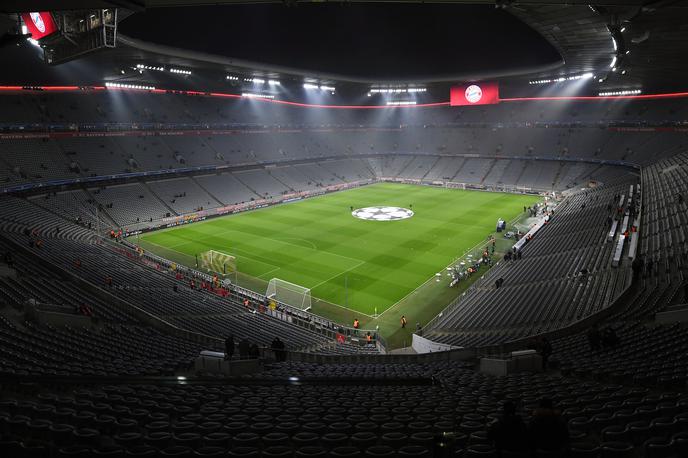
[30,12,46,33]
[352,206,414,221]
[465,84,483,104]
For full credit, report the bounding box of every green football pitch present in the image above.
[136,182,539,323]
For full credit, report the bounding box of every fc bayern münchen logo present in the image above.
[30,12,45,33]
[465,84,483,104]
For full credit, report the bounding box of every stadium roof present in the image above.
[1,1,687,93]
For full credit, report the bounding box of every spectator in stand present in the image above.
[78,303,93,317]
[488,400,529,455]
[225,334,234,361]
[529,399,569,454]
[587,324,601,353]
[578,268,589,283]
[271,337,285,362]
[249,343,260,359]
[536,336,552,370]
[632,256,644,281]
[238,338,250,360]
[3,251,14,268]
[602,326,620,349]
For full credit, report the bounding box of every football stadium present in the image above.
[0,1,687,457]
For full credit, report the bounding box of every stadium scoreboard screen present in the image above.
[21,12,59,41]
[450,81,500,106]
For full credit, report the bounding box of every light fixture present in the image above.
[303,83,335,93]
[386,101,416,106]
[21,25,40,47]
[528,73,594,85]
[598,89,641,96]
[105,82,155,90]
[170,68,191,75]
[268,80,281,86]
[136,64,165,72]
[369,87,427,94]
[241,92,275,99]
[225,75,239,81]
[244,77,265,84]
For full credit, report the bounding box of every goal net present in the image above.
[266,278,312,311]
[198,250,236,278]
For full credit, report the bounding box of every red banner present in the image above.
[450,82,500,106]
[21,12,58,40]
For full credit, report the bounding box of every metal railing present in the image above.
[114,238,386,352]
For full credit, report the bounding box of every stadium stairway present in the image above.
[422,176,637,348]
[190,176,225,207]
[141,181,179,218]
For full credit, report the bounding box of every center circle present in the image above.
[352,206,414,221]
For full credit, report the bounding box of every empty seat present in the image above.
[262,446,294,458]
[364,445,396,457]
[398,445,431,457]
[599,441,634,458]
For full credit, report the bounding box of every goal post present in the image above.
[266,278,312,311]
[198,250,236,280]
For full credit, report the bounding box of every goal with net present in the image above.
[197,250,236,280]
[266,278,312,311]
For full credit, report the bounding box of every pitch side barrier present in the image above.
[380,177,549,195]
[116,238,387,353]
[120,179,375,236]
[123,176,549,236]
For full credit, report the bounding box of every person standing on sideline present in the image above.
[400,315,407,328]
